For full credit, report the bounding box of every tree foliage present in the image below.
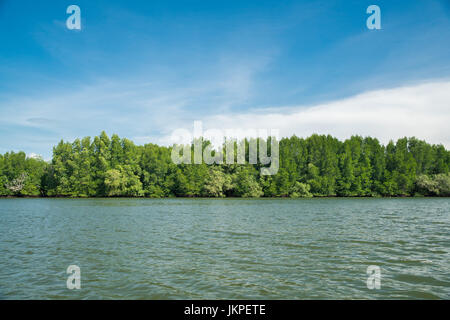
[1,133,449,197]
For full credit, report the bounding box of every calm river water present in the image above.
[0,198,449,299]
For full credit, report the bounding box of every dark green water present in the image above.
[0,198,449,299]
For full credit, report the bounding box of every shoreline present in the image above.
[1,195,449,199]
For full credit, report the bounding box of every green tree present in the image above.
[289,181,312,198]
[104,165,143,196]
[203,166,233,197]
[232,166,263,198]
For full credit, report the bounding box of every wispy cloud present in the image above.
[1,74,449,159]
[0,52,272,157]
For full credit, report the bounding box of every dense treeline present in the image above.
[1,132,449,197]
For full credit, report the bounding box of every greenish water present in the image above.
[0,198,449,299]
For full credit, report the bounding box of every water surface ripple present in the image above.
[0,198,449,299]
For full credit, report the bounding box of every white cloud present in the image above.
[168,80,450,148]
[2,77,449,158]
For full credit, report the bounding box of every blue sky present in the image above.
[1,0,450,159]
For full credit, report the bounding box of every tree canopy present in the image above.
[1,132,449,197]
